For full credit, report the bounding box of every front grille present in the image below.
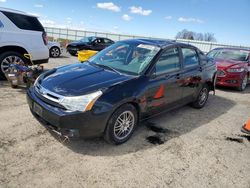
[217,70,226,77]
[34,84,66,109]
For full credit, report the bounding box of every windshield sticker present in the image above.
[137,44,160,51]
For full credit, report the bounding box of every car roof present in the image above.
[94,36,113,40]
[211,47,250,52]
[121,38,196,49]
[0,7,37,17]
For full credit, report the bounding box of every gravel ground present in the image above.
[1,53,250,188]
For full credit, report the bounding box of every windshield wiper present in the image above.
[94,64,122,75]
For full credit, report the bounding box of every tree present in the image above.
[176,29,216,42]
[195,32,204,41]
[203,32,216,42]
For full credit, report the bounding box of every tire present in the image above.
[50,47,61,58]
[237,74,248,91]
[69,52,77,56]
[11,83,18,88]
[104,104,138,145]
[0,51,26,80]
[191,84,209,109]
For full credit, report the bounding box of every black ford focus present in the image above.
[27,39,217,144]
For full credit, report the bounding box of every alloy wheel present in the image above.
[51,47,60,57]
[1,55,24,73]
[113,111,135,140]
[198,88,208,106]
[241,75,248,90]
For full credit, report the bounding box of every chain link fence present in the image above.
[45,27,250,53]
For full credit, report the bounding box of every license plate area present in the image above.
[33,102,43,116]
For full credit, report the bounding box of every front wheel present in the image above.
[237,74,248,91]
[104,104,138,145]
[191,84,209,109]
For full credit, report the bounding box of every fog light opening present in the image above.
[63,129,79,138]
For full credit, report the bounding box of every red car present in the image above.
[207,48,250,91]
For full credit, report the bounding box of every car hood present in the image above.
[215,58,246,68]
[67,41,88,47]
[38,63,133,96]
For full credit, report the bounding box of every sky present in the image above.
[0,0,250,46]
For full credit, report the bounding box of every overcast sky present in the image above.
[1,0,250,46]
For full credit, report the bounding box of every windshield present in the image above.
[80,36,96,43]
[88,41,161,75]
[207,49,249,62]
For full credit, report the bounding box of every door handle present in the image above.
[175,73,181,79]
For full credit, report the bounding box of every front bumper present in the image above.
[67,48,78,55]
[216,71,243,87]
[26,87,109,138]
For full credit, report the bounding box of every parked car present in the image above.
[207,48,250,91]
[47,41,63,58]
[0,8,49,79]
[66,36,114,56]
[27,39,217,144]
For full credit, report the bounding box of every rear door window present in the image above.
[155,47,181,75]
[181,48,199,68]
[2,11,44,31]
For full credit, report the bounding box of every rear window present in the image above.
[2,11,44,32]
[104,39,113,44]
[182,48,199,68]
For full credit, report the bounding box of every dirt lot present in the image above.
[1,54,250,188]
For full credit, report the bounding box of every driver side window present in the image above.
[155,48,181,75]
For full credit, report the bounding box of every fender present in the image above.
[0,42,31,55]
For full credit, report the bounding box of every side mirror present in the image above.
[150,67,157,79]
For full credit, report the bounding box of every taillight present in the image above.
[42,32,48,45]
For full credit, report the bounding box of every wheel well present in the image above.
[206,81,213,91]
[50,46,60,50]
[128,102,140,118]
[50,46,61,53]
[103,101,141,134]
[0,46,31,63]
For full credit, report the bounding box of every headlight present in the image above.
[227,68,244,73]
[59,90,103,112]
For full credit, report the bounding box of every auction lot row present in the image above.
[1,54,250,187]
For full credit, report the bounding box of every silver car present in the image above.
[47,41,63,58]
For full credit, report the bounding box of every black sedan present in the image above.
[27,39,217,145]
[66,36,114,56]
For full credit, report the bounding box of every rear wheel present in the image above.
[50,47,60,58]
[237,74,248,91]
[104,104,138,145]
[191,84,209,109]
[0,51,26,80]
